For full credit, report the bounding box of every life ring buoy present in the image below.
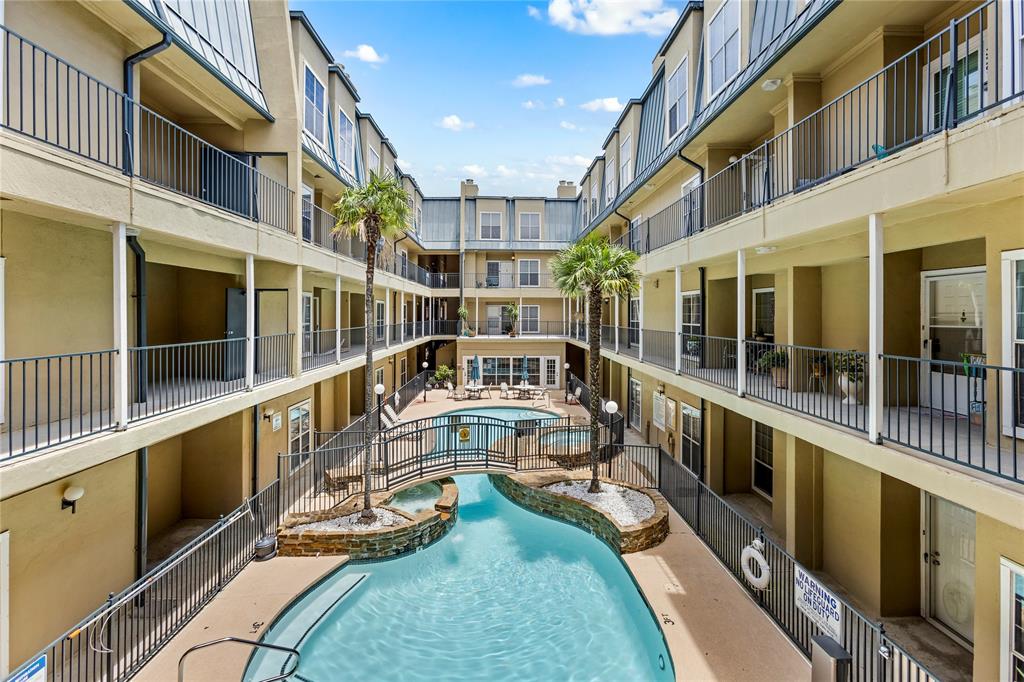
[741,539,771,590]
[458,426,471,442]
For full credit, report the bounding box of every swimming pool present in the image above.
[386,481,442,514]
[246,408,674,681]
[247,475,672,681]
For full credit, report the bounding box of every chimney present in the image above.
[461,178,479,198]
[556,180,577,199]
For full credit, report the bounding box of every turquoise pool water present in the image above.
[247,474,673,681]
[386,481,442,514]
[437,405,557,421]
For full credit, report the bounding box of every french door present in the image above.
[628,377,641,432]
[921,268,985,415]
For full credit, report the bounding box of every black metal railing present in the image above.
[1,349,117,457]
[641,329,675,371]
[464,272,556,289]
[4,481,280,682]
[432,320,459,336]
[612,0,1024,257]
[657,455,937,681]
[568,371,625,450]
[255,333,292,386]
[301,199,339,253]
[677,334,738,390]
[128,339,246,421]
[0,25,293,233]
[881,354,1023,484]
[461,320,571,338]
[301,328,339,371]
[610,326,640,358]
[745,341,869,433]
[427,272,460,289]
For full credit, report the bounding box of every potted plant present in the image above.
[756,348,789,388]
[504,303,520,337]
[685,335,701,355]
[834,351,866,405]
[961,352,986,425]
[457,304,470,336]
[433,364,455,387]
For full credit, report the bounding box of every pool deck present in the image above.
[134,555,347,682]
[626,505,811,681]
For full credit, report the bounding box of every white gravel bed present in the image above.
[292,507,409,532]
[543,480,655,526]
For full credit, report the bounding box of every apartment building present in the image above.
[0,0,1021,680]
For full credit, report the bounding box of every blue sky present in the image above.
[291,1,682,196]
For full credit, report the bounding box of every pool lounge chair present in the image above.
[566,386,582,405]
[383,403,406,427]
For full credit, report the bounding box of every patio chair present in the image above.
[566,386,583,405]
[383,403,406,427]
[446,382,455,399]
[452,384,468,401]
[499,382,510,399]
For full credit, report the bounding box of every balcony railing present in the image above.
[0,25,293,233]
[255,333,293,385]
[614,0,1024,256]
[463,272,556,289]
[1,349,117,457]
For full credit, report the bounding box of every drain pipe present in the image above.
[678,152,704,184]
[135,446,149,580]
[251,404,260,495]
[127,236,147,401]
[122,24,172,176]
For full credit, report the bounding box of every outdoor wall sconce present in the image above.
[61,485,85,514]
[657,382,665,394]
[262,407,275,422]
[761,78,782,92]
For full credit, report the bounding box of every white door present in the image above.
[924,494,976,645]
[921,269,985,415]
[301,293,316,355]
[628,377,642,431]
[498,261,514,288]
[486,305,505,335]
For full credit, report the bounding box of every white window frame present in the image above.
[920,34,985,131]
[400,357,407,385]
[1000,0,1024,104]
[590,178,599,217]
[752,287,776,337]
[1000,556,1024,681]
[667,55,689,140]
[708,0,741,98]
[680,289,702,355]
[288,399,312,470]
[375,366,385,388]
[480,211,502,241]
[463,355,560,388]
[544,358,558,386]
[303,64,327,145]
[375,300,386,341]
[681,174,702,234]
[520,304,540,333]
[752,421,773,500]
[619,135,632,187]
[337,108,355,172]
[519,212,541,240]
[605,155,616,205]
[1001,248,1024,438]
[519,259,540,287]
[368,146,381,175]
[628,377,642,431]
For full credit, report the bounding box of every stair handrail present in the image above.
[177,636,299,682]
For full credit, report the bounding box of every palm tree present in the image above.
[333,170,411,521]
[552,235,640,493]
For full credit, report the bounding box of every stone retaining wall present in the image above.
[491,473,669,553]
[277,478,459,560]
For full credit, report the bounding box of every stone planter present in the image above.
[770,367,788,389]
[838,372,864,405]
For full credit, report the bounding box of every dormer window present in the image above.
[338,109,355,171]
[668,56,689,139]
[709,0,740,95]
[605,155,616,205]
[619,136,632,187]
[303,66,326,144]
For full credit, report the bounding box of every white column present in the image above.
[400,292,406,343]
[385,287,391,346]
[413,294,418,337]
[334,275,342,364]
[113,223,129,429]
[736,249,746,397]
[584,297,589,339]
[0,257,5,425]
[638,279,645,361]
[868,213,884,443]
[475,296,479,332]
[561,298,566,335]
[674,266,682,373]
[614,295,620,352]
[245,255,255,388]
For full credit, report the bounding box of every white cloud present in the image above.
[554,96,566,108]
[433,164,446,173]
[495,164,519,178]
[343,44,388,64]
[527,5,542,19]
[513,73,551,88]
[438,114,475,132]
[545,0,678,36]
[462,164,487,176]
[580,97,624,112]
[522,99,544,110]
[545,154,592,168]
[559,120,578,131]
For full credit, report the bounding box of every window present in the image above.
[375,300,386,341]
[288,400,312,469]
[709,0,740,95]
[400,357,407,385]
[752,422,773,499]
[628,376,642,431]
[590,178,599,217]
[1003,250,1024,434]
[338,109,355,171]
[519,259,540,287]
[301,184,313,242]
[521,305,540,333]
[582,190,590,226]
[485,260,500,287]
[667,56,689,139]
[519,212,540,240]
[1000,557,1024,681]
[679,402,702,475]
[752,288,775,337]
[629,214,643,254]
[628,296,641,346]
[924,36,983,130]
[619,135,632,187]
[303,66,326,143]
[368,147,381,174]
[680,291,702,352]
[681,175,702,235]
[416,206,423,233]
[480,212,501,240]
[605,156,616,205]
[545,358,558,386]
[467,355,558,387]
[375,367,384,388]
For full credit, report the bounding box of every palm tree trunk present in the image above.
[360,224,379,521]
[587,287,603,493]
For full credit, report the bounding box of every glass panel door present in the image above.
[922,269,985,415]
[628,377,641,431]
[752,422,773,499]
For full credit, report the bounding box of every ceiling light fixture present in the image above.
[761,78,782,92]
[754,246,777,255]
